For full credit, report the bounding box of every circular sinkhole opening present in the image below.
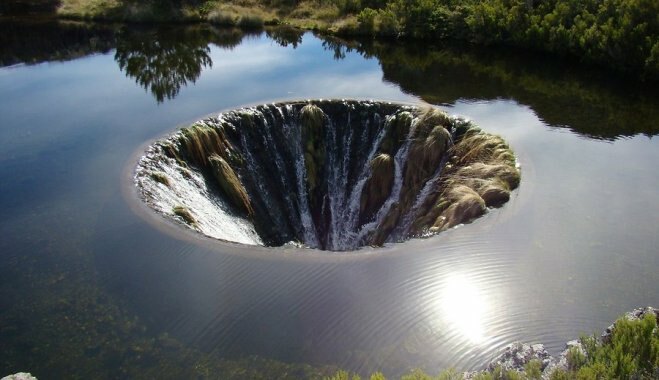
[135,100,520,251]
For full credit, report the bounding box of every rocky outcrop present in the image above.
[468,307,658,379]
[487,343,553,373]
[601,306,659,344]
[1,373,37,380]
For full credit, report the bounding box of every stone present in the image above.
[485,342,554,373]
[1,374,38,380]
[601,306,658,344]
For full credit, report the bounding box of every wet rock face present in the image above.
[135,100,520,251]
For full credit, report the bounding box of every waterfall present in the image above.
[135,100,520,251]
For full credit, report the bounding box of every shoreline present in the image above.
[2,0,657,83]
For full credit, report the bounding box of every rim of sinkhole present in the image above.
[133,99,520,252]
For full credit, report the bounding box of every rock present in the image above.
[486,342,554,373]
[543,339,585,376]
[1,374,38,380]
[465,306,658,380]
[601,306,658,344]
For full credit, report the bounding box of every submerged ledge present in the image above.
[135,100,520,251]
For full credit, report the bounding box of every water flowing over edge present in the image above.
[134,100,520,251]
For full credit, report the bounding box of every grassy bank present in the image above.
[45,0,659,81]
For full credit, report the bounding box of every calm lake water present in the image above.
[1,19,658,379]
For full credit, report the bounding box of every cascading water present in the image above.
[135,100,520,251]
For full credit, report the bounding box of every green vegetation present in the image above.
[341,0,658,80]
[43,0,659,80]
[552,312,659,380]
[115,26,213,102]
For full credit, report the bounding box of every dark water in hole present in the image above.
[0,19,658,378]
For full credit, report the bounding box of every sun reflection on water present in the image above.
[440,273,490,344]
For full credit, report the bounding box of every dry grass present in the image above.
[429,185,486,232]
[409,124,520,234]
[57,0,122,18]
[300,104,327,192]
[207,4,276,27]
[178,124,231,168]
[173,205,197,226]
[208,154,253,216]
[360,153,395,221]
[57,0,348,29]
[150,172,171,187]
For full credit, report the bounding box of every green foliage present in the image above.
[324,370,362,380]
[544,312,659,379]
[335,0,362,15]
[465,0,659,79]
[56,0,659,79]
[548,369,570,380]
[237,14,264,29]
[400,368,435,380]
[566,346,586,371]
[115,27,212,102]
[437,369,462,380]
[578,313,659,379]
[524,360,542,380]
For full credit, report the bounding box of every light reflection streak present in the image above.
[440,273,490,344]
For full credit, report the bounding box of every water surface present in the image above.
[0,20,658,378]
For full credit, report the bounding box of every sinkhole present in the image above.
[135,100,520,251]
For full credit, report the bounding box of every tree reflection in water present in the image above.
[115,27,213,103]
